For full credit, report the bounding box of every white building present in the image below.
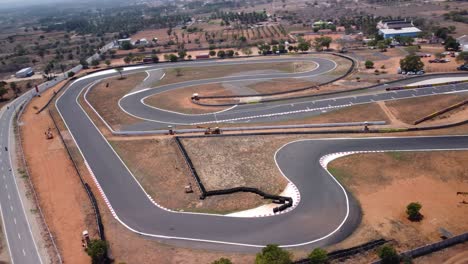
[15,67,34,78]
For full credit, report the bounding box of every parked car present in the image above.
[416,70,425,75]
[457,65,468,71]
[429,58,449,63]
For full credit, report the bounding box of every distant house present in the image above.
[456,35,468,52]
[134,38,149,47]
[377,19,421,39]
[15,67,34,78]
[117,38,132,48]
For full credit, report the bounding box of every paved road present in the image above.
[0,98,42,263]
[55,57,468,250]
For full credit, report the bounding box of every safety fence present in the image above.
[372,232,468,264]
[173,136,293,213]
[413,100,468,125]
[294,239,389,264]
[49,110,105,241]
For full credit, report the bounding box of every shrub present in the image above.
[255,244,292,264]
[86,239,108,264]
[365,60,374,69]
[377,245,399,264]
[67,71,75,78]
[308,248,328,264]
[406,202,423,221]
[212,258,232,264]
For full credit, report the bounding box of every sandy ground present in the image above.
[20,86,98,263]
[86,73,146,130]
[328,151,468,262]
[144,83,234,114]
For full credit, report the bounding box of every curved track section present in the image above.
[57,57,468,250]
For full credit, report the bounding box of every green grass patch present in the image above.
[328,166,352,185]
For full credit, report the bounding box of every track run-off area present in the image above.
[54,56,468,250]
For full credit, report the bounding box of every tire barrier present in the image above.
[49,110,106,241]
[294,239,389,264]
[372,232,468,264]
[413,100,468,125]
[174,136,293,213]
[193,53,356,100]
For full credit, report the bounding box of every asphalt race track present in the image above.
[54,56,468,250]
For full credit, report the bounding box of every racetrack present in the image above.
[55,56,468,250]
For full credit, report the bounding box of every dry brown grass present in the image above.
[109,138,271,214]
[328,151,468,257]
[155,61,317,87]
[246,78,317,94]
[385,93,468,125]
[86,73,145,129]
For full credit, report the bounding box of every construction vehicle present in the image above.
[81,230,90,249]
[204,127,222,135]
[45,128,53,139]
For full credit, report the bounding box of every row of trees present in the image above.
[210,11,268,25]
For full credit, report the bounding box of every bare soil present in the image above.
[328,151,468,260]
[385,93,468,125]
[109,138,270,214]
[86,73,146,130]
[143,83,233,114]
[20,86,97,263]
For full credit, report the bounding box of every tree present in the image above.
[217,50,226,58]
[67,71,75,78]
[209,50,216,57]
[365,60,374,69]
[226,50,235,57]
[178,50,187,59]
[212,258,232,264]
[456,51,468,65]
[400,55,424,72]
[308,248,328,264]
[406,202,423,221]
[120,41,133,50]
[151,55,159,63]
[124,56,131,64]
[0,86,7,100]
[377,245,399,264]
[10,82,19,96]
[168,54,178,62]
[91,60,100,67]
[444,36,460,51]
[85,239,108,264]
[377,41,387,52]
[255,244,292,264]
[313,36,332,51]
[242,47,253,56]
[298,41,311,52]
[115,67,124,79]
[105,60,111,67]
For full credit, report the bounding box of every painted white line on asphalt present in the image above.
[0,204,14,264]
[14,218,16,225]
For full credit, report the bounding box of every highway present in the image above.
[54,56,468,250]
[0,98,42,263]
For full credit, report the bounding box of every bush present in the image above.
[406,202,423,221]
[212,258,232,264]
[308,248,328,264]
[67,71,75,78]
[255,244,292,264]
[365,60,374,69]
[209,50,216,56]
[86,239,108,264]
[377,245,399,264]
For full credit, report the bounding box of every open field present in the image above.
[385,93,468,125]
[20,85,97,263]
[144,83,233,114]
[86,73,146,130]
[109,137,272,214]
[328,151,468,259]
[154,61,317,87]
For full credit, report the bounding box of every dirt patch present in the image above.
[328,151,468,255]
[20,87,97,263]
[109,138,270,214]
[385,93,468,125]
[86,73,145,129]
[143,83,233,114]
[155,61,317,87]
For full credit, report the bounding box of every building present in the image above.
[456,35,468,52]
[134,38,149,47]
[377,19,421,39]
[15,67,34,78]
[117,38,132,48]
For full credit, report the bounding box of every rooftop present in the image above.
[379,27,421,35]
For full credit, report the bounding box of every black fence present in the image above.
[174,136,293,213]
[294,239,389,264]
